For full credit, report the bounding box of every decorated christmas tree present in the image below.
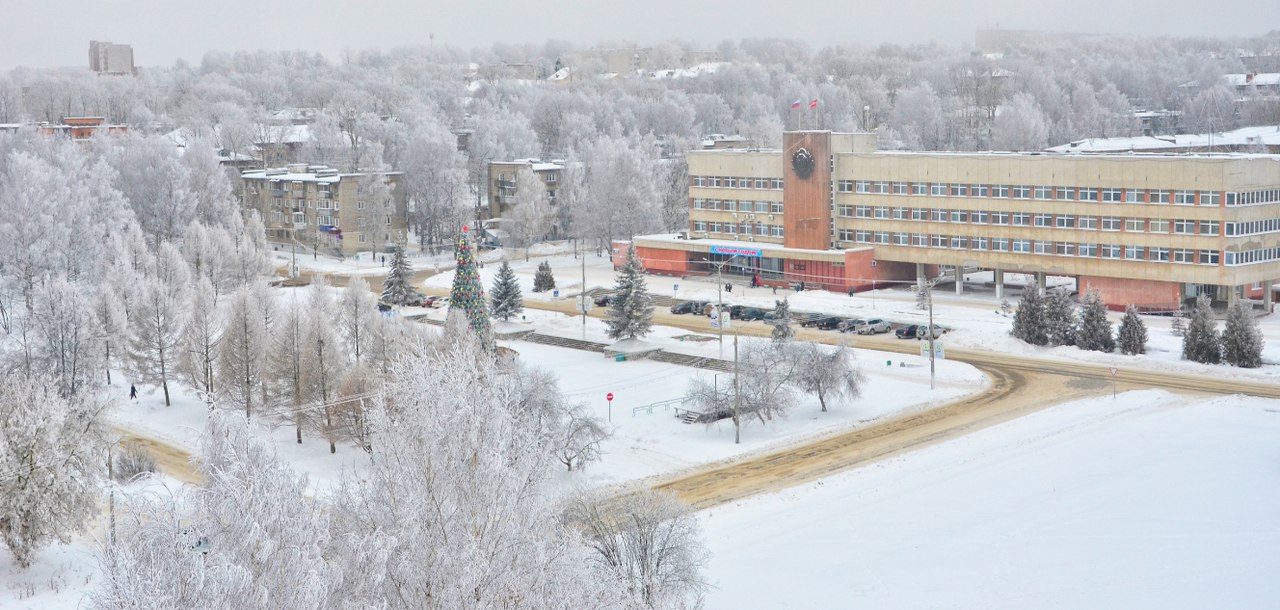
[380,243,417,305]
[490,261,524,321]
[448,227,494,350]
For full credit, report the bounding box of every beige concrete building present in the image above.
[240,164,407,257]
[487,159,564,220]
[89,40,134,74]
[630,131,1280,312]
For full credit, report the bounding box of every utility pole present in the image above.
[733,332,741,444]
[581,252,587,340]
[927,280,936,391]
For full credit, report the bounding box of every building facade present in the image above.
[628,131,1280,312]
[240,164,407,257]
[89,41,134,75]
[487,159,564,219]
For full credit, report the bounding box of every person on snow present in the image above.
[129,384,138,400]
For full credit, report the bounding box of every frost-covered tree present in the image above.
[575,135,662,254]
[555,403,609,472]
[94,282,128,386]
[302,284,346,453]
[770,299,794,343]
[29,276,101,397]
[396,110,470,249]
[216,285,267,418]
[1222,301,1264,368]
[490,260,523,321]
[685,337,799,426]
[447,229,494,350]
[1044,290,1078,347]
[1117,305,1149,356]
[915,277,929,311]
[509,167,555,260]
[568,489,708,608]
[379,242,416,305]
[1182,294,1221,364]
[1011,288,1047,346]
[991,92,1049,151]
[1171,310,1187,337]
[791,342,865,412]
[271,301,308,443]
[1075,289,1115,353]
[110,135,197,244]
[178,278,221,401]
[606,244,654,341]
[93,412,336,608]
[0,374,106,568]
[533,260,556,293]
[337,277,378,363]
[125,245,191,406]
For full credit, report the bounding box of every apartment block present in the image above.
[89,40,134,75]
[487,159,564,219]
[628,131,1280,312]
[240,164,407,257]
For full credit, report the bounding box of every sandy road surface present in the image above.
[114,428,203,485]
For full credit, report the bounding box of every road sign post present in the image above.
[1109,367,1118,399]
[606,392,614,422]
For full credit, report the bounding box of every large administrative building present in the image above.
[627,131,1280,312]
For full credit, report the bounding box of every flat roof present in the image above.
[633,233,871,257]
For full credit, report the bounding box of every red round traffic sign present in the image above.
[606,392,614,402]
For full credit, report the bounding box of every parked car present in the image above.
[762,310,791,325]
[420,295,446,308]
[593,294,614,307]
[736,307,768,321]
[837,318,867,333]
[670,300,705,315]
[856,319,891,335]
[895,324,920,339]
[377,302,393,313]
[801,315,844,330]
[916,324,947,339]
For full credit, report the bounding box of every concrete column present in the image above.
[994,269,1005,300]
[955,266,963,294]
[916,262,926,282]
[1035,272,1046,295]
[1225,284,1239,309]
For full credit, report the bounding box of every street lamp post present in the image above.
[707,254,744,358]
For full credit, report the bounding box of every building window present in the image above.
[1150,190,1170,204]
[1198,220,1219,236]
[1034,186,1052,200]
[949,236,967,249]
[912,208,928,221]
[912,182,928,195]
[1125,219,1145,232]
[1078,243,1098,257]
[1199,250,1220,265]
[1100,217,1121,231]
[950,210,967,222]
[1078,188,1098,202]
[1150,247,1169,262]
[1077,216,1097,230]
[912,233,928,246]
[1101,188,1122,203]
[991,212,1009,225]
[950,184,968,197]
[1012,213,1031,226]
[1148,219,1169,233]
[1034,214,1053,227]
[992,185,1010,198]
[838,180,854,193]
[992,238,1010,252]
[971,184,989,198]
[757,224,769,236]
[1033,241,1051,255]
[838,205,854,218]
[892,182,908,195]
[1012,239,1031,253]
[1124,246,1145,260]
[838,229,854,242]
[971,210,989,224]
[931,209,947,222]
[1173,190,1195,205]
[1173,249,1195,263]
[724,224,736,235]
[1055,215,1076,229]
[931,235,947,248]
[359,234,368,244]
[873,181,889,194]
[931,183,947,196]
[1055,187,1074,201]
[1200,191,1220,206]
[856,181,872,193]
[874,207,890,219]
[1100,244,1121,259]
[893,207,908,220]
[854,206,872,218]
[972,237,988,250]
[771,225,784,237]
[755,201,769,213]
[755,178,768,189]
[357,200,367,210]
[771,178,784,189]
[693,176,706,187]
[1012,185,1031,199]
[693,221,706,232]
[875,231,890,244]
[1173,220,1195,234]
[893,232,908,245]
[1056,242,1075,256]
[855,230,872,243]
[1125,189,1144,204]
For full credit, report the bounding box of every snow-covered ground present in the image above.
[699,390,1280,609]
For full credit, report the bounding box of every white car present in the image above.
[855,319,891,334]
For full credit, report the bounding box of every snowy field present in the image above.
[699,390,1280,609]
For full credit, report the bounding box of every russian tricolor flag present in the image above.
[791,100,802,109]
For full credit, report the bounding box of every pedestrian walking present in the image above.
[725,282,733,294]
[772,285,778,295]
[129,384,137,400]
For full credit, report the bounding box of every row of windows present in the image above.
[1227,189,1280,206]
[691,176,784,190]
[1225,247,1280,265]
[1226,218,1280,236]
[845,231,1221,264]
[835,206,1223,236]
[693,221,784,238]
[692,199,785,213]
[836,181,1224,206]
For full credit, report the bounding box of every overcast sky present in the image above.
[3,0,1277,71]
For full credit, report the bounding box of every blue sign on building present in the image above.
[709,245,763,258]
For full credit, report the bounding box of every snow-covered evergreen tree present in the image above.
[1011,288,1047,345]
[447,228,493,350]
[1075,289,1114,352]
[379,242,416,305]
[771,299,794,343]
[533,260,556,292]
[1117,305,1148,355]
[1043,290,1078,347]
[490,261,524,321]
[1181,294,1221,364]
[606,243,654,341]
[914,277,929,310]
[1222,301,1264,368]
[0,374,105,568]
[1171,310,1187,336]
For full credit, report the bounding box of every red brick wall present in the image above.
[636,246,689,275]
[782,132,832,250]
[1079,275,1181,311]
[842,251,921,292]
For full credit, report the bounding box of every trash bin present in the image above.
[614,354,626,362]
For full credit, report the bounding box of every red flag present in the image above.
[809,99,819,108]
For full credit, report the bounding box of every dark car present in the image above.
[377,302,393,313]
[762,311,789,325]
[594,294,614,307]
[895,324,920,339]
[801,315,843,329]
[736,307,768,321]
[670,300,705,315]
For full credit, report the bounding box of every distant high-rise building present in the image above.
[89,40,134,75]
